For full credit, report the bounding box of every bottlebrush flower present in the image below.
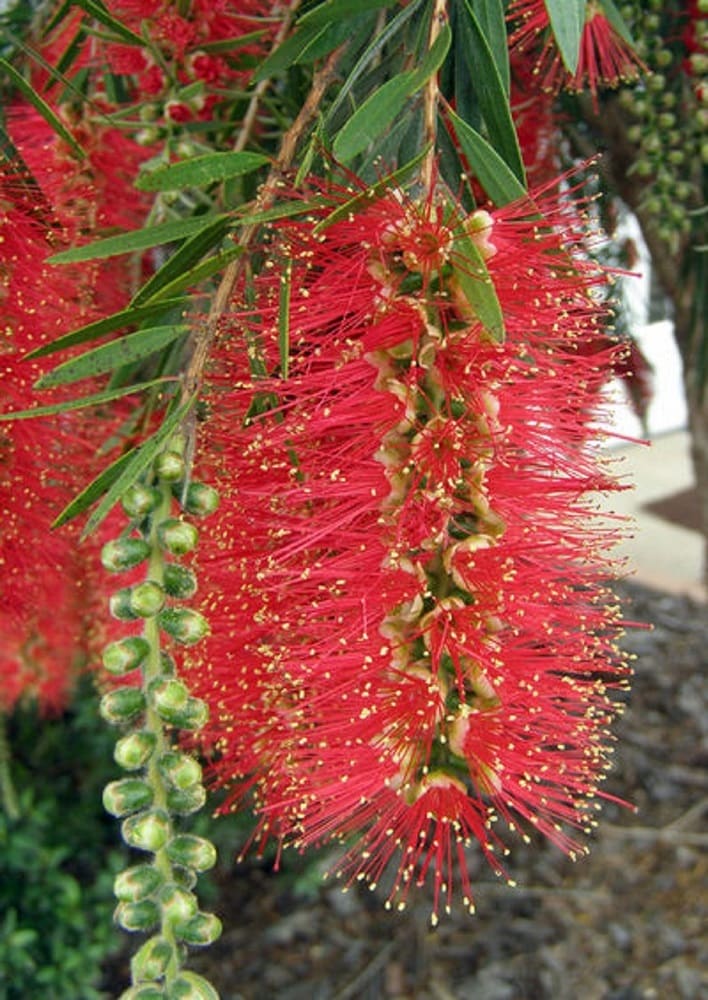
[190,175,631,920]
[508,0,643,108]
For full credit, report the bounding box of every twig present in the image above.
[421,0,448,192]
[331,941,396,1000]
[601,799,708,848]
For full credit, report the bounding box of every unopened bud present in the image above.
[131,935,175,984]
[163,564,198,599]
[159,884,198,926]
[119,985,165,1000]
[103,637,151,676]
[149,677,189,714]
[155,450,186,482]
[159,608,209,646]
[181,482,219,517]
[166,783,207,816]
[130,581,166,618]
[166,835,217,873]
[166,973,219,999]
[114,864,163,902]
[100,687,146,725]
[157,694,209,730]
[157,519,198,556]
[158,751,202,789]
[104,778,154,817]
[122,809,171,852]
[110,587,140,621]
[114,730,157,770]
[102,537,151,573]
[175,911,222,947]
[115,899,160,933]
[122,484,162,518]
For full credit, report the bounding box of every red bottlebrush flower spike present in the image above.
[508,0,643,109]
[192,176,631,921]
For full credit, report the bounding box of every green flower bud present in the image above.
[166,783,207,816]
[122,809,171,852]
[165,972,220,1000]
[110,587,140,621]
[163,564,198,600]
[115,899,160,933]
[155,450,186,483]
[149,677,189,713]
[159,608,209,646]
[166,835,217,873]
[181,482,219,517]
[130,581,166,618]
[114,864,163,902]
[158,751,203,790]
[157,519,199,556]
[160,651,177,676]
[119,986,165,1000]
[131,935,175,984]
[155,694,209,731]
[100,687,146,726]
[103,778,154,817]
[172,866,198,891]
[174,912,222,947]
[122,483,162,518]
[158,884,198,926]
[114,730,157,770]
[102,537,151,573]
[103,637,151,676]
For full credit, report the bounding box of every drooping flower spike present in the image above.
[191,174,631,920]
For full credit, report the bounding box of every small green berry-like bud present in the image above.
[157,519,199,556]
[103,778,154,817]
[182,482,220,517]
[130,581,166,618]
[163,563,198,599]
[158,884,199,926]
[115,899,160,933]
[122,483,162,518]
[100,687,146,726]
[119,986,166,1000]
[114,864,163,902]
[166,835,217,873]
[175,911,222,947]
[114,730,157,770]
[131,935,175,984]
[154,694,209,731]
[166,783,207,816]
[103,637,151,676]
[159,608,209,646]
[149,678,189,720]
[158,751,202,790]
[102,537,151,573]
[165,971,220,1000]
[110,587,140,621]
[155,450,186,482]
[122,809,171,852]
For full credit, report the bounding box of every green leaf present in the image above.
[598,0,635,46]
[298,0,398,27]
[233,198,329,226]
[459,1,525,183]
[0,380,168,421]
[314,147,428,232]
[49,217,225,264]
[71,0,146,46]
[131,216,232,306]
[24,300,185,360]
[0,58,85,160]
[145,245,243,302]
[35,326,189,388]
[135,152,269,192]
[451,233,504,342]
[253,23,328,80]
[466,0,509,95]
[445,108,527,206]
[53,447,137,530]
[543,0,586,74]
[278,261,292,380]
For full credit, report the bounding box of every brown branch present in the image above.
[421,0,448,192]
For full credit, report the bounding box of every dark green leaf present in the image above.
[333,73,415,164]
[24,300,185,360]
[145,245,243,302]
[135,152,269,192]
[466,0,509,95]
[253,23,328,80]
[298,0,398,28]
[49,217,225,263]
[452,233,504,342]
[278,261,292,380]
[35,326,189,388]
[459,1,525,183]
[445,107,527,206]
[0,58,85,159]
[199,30,266,54]
[131,216,232,306]
[234,198,329,226]
[0,380,168,421]
[598,0,635,46]
[53,448,137,530]
[544,0,586,74]
[71,0,145,46]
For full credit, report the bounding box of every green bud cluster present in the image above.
[99,441,221,997]
[618,3,706,250]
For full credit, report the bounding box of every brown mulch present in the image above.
[108,582,708,999]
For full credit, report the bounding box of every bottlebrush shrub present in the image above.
[189,176,632,921]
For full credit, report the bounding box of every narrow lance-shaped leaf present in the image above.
[298,0,399,27]
[445,107,527,206]
[452,232,505,343]
[466,0,510,95]
[544,0,586,74]
[71,0,146,46]
[0,379,170,421]
[131,216,232,306]
[0,58,85,159]
[35,325,190,388]
[49,216,228,264]
[144,246,243,304]
[135,151,269,192]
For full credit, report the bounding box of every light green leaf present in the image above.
[35,326,189,388]
[460,1,525,183]
[135,151,269,192]
[467,0,509,95]
[253,23,328,80]
[543,0,586,74]
[445,108,527,206]
[452,233,504,342]
[24,300,185,360]
[599,0,635,45]
[131,216,232,306]
[53,448,137,530]
[145,245,243,302]
[71,0,145,46]
[0,58,85,160]
[298,0,398,27]
[0,380,168,421]
[49,217,226,264]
